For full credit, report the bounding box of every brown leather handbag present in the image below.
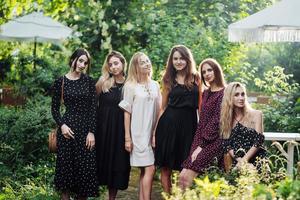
[48,128,58,153]
[48,77,64,153]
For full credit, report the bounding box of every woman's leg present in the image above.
[140,165,155,200]
[179,168,198,190]
[161,167,172,193]
[109,188,118,200]
[139,167,145,200]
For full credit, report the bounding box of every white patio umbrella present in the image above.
[228,0,300,42]
[0,12,73,68]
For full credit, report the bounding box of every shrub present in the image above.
[166,162,298,200]
[0,95,55,174]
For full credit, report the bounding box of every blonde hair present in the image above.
[125,52,152,85]
[96,50,127,93]
[220,82,250,139]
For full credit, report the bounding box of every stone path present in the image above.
[103,167,163,200]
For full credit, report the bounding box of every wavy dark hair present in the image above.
[162,44,198,92]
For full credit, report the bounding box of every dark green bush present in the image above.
[0,95,55,172]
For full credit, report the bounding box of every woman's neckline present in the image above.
[64,73,82,81]
[138,80,151,85]
[209,87,224,92]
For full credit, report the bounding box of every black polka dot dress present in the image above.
[223,122,266,167]
[51,74,99,197]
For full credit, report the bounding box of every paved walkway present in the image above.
[103,167,163,200]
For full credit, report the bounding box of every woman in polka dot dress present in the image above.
[220,82,266,170]
[179,58,226,189]
[51,48,99,199]
[95,51,130,200]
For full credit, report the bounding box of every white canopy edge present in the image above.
[229,26,300,42]
[0,35,69,44]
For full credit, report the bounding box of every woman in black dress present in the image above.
[51,48,99,200]
[154,45,200,193]
[220,82,266,170]
[95,51,130,200]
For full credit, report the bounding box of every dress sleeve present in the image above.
[88,77,97,134]
[222,138,232,153]
[51,77,64,127]
[253,132,265,148]
[119,84,135,113]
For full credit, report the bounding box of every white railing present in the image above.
[264,132,300,176]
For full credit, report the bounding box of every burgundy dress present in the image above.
[181,88,224,173]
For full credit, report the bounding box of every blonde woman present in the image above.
[119,52,161,200]
[95,51,130,200]
[220,82,266,169]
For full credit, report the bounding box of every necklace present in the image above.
[234,114,244,123]
[141,82,153,101]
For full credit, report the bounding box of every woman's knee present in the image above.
[161,167,171,177]
[145,165,155,176]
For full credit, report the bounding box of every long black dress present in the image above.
[155,83,198,171]
[95,83,130,190]
[51,74,99,197]
[224,122,266,167]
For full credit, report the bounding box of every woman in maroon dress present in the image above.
[179,58,226,189]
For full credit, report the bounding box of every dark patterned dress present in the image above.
[95,83,130,190]
[223,122,266,167]
[155,83,199,171]
[51,74,99,197]
[182,88,224,173]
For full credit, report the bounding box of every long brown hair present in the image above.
[162,45,198,92]
[199,58,225,88]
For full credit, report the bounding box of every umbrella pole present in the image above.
[33,37,37,70]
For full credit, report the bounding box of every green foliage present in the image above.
[0,161,58,200]
[167,163,299,200]
[0,0,275,83]
[276,179,300,200]
[253,65,300,133]
[255,66,299,96]
[0,95,54,173]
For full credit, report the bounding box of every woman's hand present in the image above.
[86,132,95,151]
[61,124,75,139]
[125,138,133,153]
[191,146,202,162]
[236,157,247,168]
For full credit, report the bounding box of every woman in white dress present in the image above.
[119,52,161,200]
